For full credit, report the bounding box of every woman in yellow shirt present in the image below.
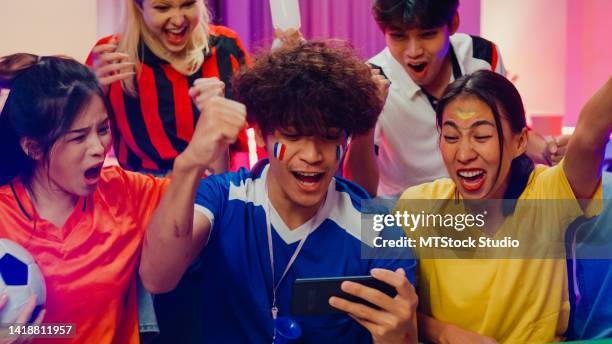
[398,70,612,343]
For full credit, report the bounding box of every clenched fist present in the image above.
[180,96,247,171]
[188,77,225,112]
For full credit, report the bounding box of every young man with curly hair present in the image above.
[140,41,418,343]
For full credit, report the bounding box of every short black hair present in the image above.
[372,0,459,31]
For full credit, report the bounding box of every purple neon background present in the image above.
[91,0,610,128]
[211,0,481,58]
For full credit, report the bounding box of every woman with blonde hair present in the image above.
[87,1,250,342]
[87,0,249,175]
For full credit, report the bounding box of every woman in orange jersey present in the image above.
[0,53,246,343]
[0,53,165,344]
[397,70,611,343]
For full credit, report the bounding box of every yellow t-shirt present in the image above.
[398,162,601,343]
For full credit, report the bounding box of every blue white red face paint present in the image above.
[336,144,344,161]
[273,142,286,161]
[273,141,345,162]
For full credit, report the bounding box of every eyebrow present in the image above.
[386,25,408,33]
[150,0,171,6]
[443,120,495,130]
[66,117,109,134]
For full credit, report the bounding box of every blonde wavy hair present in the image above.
[118,0,211,95]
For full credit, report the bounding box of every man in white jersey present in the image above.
[344,0,569,197]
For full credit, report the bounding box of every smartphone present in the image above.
[366,63,389,81]
[291,275,397,316]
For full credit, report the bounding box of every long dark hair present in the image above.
[435,70,534,212]
[0,54,114,186]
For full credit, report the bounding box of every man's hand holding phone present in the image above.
[329,268,417,344]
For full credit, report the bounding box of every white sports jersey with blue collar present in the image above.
[193,160,416,343]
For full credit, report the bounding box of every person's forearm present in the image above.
[140,153,206,293]
[418,313,447,343]
[139,93,247,292]
[343,130,379,196]
[573,81,612,153]
[210,148,229,174]
[565,78,612,198]
[419,313,500,344]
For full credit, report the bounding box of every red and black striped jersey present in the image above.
[87,26,250,172]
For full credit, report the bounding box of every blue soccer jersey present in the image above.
[566,172,612,340]
[193,160,416,343]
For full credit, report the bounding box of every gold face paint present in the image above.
[456,107,477,121]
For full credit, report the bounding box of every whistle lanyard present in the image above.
[266,198,317,319]
[264,183,322,342]
[266,200,311,320]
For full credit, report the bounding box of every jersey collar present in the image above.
[260,164,337,245]
[382,43,463,102]
[9,177,89,240]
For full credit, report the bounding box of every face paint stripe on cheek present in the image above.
[273,142,286,161]
[336,145,344,161]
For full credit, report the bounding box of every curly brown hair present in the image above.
[232,40,382,137]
